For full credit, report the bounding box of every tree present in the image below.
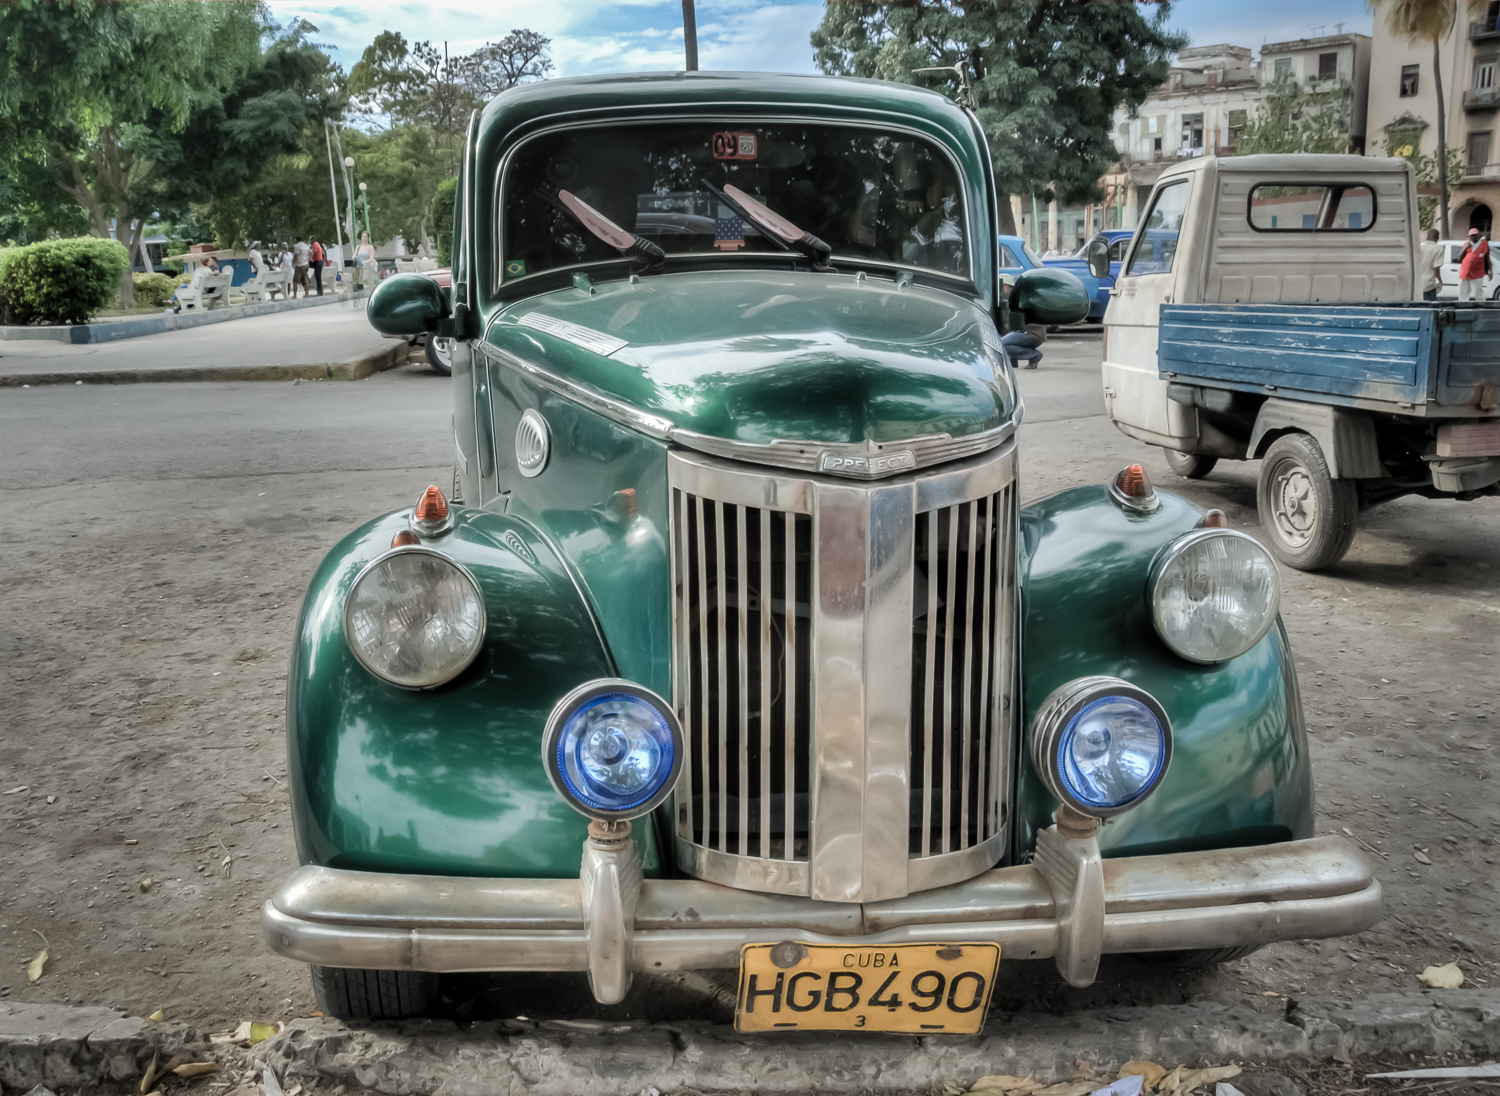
[1371,0,1485,239]
[811,0,1185,230]
[0,0,264,304]
[1377,121,1464,230]
[1236,73,1353,155]
[454,30,554,98]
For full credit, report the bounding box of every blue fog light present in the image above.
[1030,676,1173,819]
[1057,696,1168,811]
[543,680,683,820]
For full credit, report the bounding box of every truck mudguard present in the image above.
[1248,397,1385,479]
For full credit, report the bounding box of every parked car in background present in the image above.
[380,266,455,374]
[1043,230,1133,321]
[1435,238,1500,300]
[999,234,1099,323]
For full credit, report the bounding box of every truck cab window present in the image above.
[1248,183,1376,231]
[1124,180,1188,276]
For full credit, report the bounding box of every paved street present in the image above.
[0,336,1496,1037]
[0,298,398,383]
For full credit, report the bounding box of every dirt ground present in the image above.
[1,340,1497,1047]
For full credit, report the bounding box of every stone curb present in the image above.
[0,292,359,344]
[0,341,410,388]
[4,990,1496,1094]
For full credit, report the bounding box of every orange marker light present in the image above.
[1199,509,1229,528]
[1115,464,1152,499]
[414,485,448,523]
[391,530,420,547]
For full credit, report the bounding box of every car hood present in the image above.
[484,271,1011,446]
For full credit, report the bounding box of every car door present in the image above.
[1440,242,1462,299]
[1102,178,1196,449]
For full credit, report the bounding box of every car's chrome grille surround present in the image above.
[668,441,1017,903]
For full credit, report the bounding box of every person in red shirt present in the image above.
[309,236,326,297]
[1458,227,1490,301]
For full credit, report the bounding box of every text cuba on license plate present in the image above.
[735,942,1000,1033]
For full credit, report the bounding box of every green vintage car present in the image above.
[263,72,1380,1029]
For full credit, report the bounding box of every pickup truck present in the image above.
[1103,153,1500,570]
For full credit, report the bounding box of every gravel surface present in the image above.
[0,334,1495,1038]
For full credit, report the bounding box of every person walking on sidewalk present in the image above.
[1458,227,1490,302]
[1419,228,1444,301]
[293,237,311,299]
[309,237,325,296]
[353,232,376,293]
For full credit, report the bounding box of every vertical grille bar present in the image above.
[695,494,711,846]
[940,509,958,854]
[783,511,797,858]
[759,509,773,860]
[715,499,728,852]
[673,488,690,841]
[959,498,977,849]
[736,504,750,858]
[992,486,1015,836]
[920,513,938,858]
[975,493,995,840]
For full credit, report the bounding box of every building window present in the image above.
[1227,109,1247,147]
[1147,116,1158,134]
[1274,57,1292,78]
[1153,136,1163,153]
[1400,64,1419,97]
[1475,55,1497,92]
[1318,53,1337,81]
[1181,112,1204,151]
[1467,130,1492,175]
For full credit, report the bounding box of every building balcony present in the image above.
[1471,17,1500,39]
[1460,161,1500,182]
[1464,87,1500,111]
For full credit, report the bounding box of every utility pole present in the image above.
[682,0,698,71]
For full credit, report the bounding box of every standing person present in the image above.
[309,236,325,297]
[1458,227,1489,301]
[247,240,264,277]
[292,237,311,299]
[277,243,294,301]
[1419,228,1444,301]
[353,231,376,292]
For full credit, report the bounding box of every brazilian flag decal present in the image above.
[505,259,526,278]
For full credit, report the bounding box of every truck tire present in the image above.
[1256,433,1357,571]
[1162,448,1217,479]
[425,336,454,376]
[1135,945,1262,971]
[310,966,438,1020]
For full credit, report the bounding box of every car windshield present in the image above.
[1021,240,1044,266]
[499,122,969,285]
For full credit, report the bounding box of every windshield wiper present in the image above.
[703,180,832,269]
[538,187,665,270]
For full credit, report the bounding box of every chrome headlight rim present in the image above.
[542,678,685,822]
[342,545,487,690]
[1030,675,1173,819]
[1148,527,1281,665]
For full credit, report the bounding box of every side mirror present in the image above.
[367,273,448,336]
[1009,267,1090,327]
[1086,236,1110,279]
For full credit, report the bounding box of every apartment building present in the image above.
[1367,1,1500,233]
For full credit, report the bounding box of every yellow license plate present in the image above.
[735,941,1000,1034]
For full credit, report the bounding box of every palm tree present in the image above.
[1372,0,1485,239]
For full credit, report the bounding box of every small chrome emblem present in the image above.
[818,450,915,477]
[516,409,550,478]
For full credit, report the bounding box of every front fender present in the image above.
[1017,486,1313,859]
[287,505,662,879]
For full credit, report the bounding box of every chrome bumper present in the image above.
[262,830,1380,1005]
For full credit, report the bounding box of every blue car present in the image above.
[1042,230,1134,322]
[998,234,1100,324]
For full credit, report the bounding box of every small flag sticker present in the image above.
[505,259,526,277]
[715,217,745,251]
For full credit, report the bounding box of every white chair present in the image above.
[395,258,416,274]
[415,257,438,273]
[263,268,291,300]
[239,268,276,303]
[200,268,234,309]
[173,267,213,312]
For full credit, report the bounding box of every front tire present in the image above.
[1162,448,1217,479]
[1256,433,1357,571]
[311,966,438,1020]
[424,336,454,376]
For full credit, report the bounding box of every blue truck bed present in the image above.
[1157,302,1500,418]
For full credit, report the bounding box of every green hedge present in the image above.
[433,176,458,269]
[0,237,129,325]
[132,272,179,309]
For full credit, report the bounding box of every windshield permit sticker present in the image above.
[712,132,757,160]
[514,312,628,357]
[505,259,526,278]
[715,216,745,251]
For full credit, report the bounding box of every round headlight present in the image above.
[343,546,486,689]
[543,679,684,821]
[1150,529,1280,664]
[1030,676,1172,818]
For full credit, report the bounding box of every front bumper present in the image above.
[262,830,1380,1004]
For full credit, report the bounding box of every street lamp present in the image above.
[357,181,371,237]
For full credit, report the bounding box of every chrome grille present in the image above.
[910,490,1015,858]
[668,443,1016,901]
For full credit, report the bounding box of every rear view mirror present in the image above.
[1009,267,1090,327]
[1086,236,1110,279]
[367,273,449,336]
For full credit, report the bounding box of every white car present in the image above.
[1435,238,1500,299]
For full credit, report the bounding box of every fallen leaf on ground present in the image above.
[1419,961,1464,988]
[1260,990,1280,997]
[137,1049,159,1095]
[1118,1062,1168,1088]
[967,1075,1038,1095]
[1158,1066,1184,1096]
[46,795,56,804]
[173,1063,220,1077]
[1034,1083,1098,1096]
[138,878,153,893]
[27,948,47,982]
[1414,851,1432,865]
[146,1008,165,1022]
[1178,1065,1241,1093]
[4,786,28,795]
[124,838,138,846]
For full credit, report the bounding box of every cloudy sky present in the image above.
[263,0,1375,79]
